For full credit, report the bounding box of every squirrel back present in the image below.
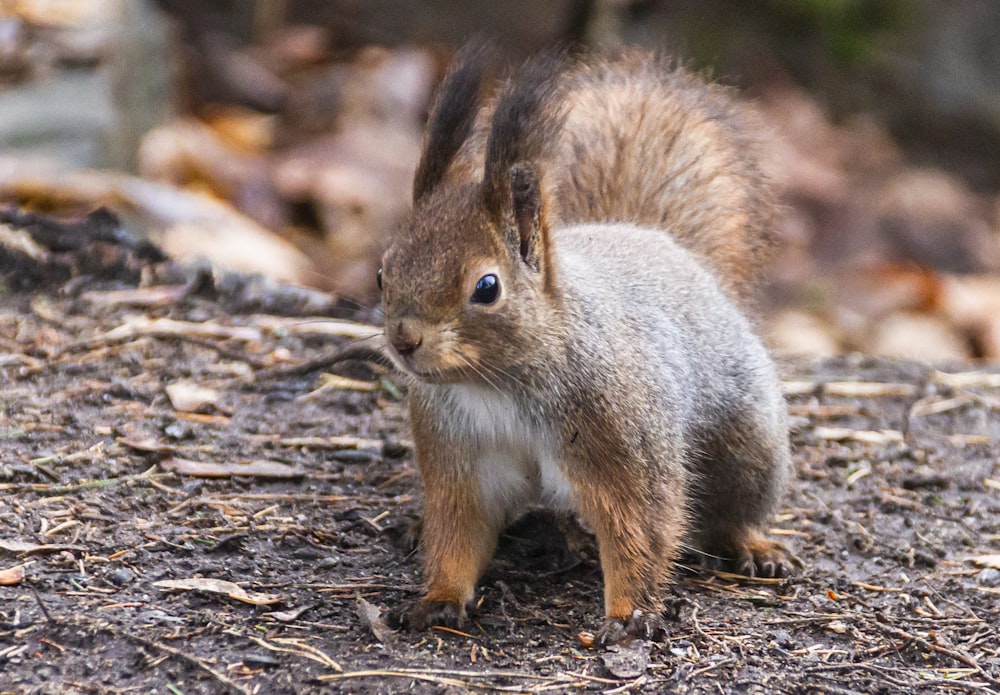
[439,48,777,303]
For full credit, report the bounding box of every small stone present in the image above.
[107,567,135,586]
[164,421,193,440]
[316,556,340,570]
[601,640,651,678]
[975,568,1000,587]
[291,546,323,560]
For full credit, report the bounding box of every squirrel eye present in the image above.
[471,274,500,304]
[377,267,383,291]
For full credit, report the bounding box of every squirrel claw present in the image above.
[740,536,802,578]
[594,619,628,647]
[594,610,667,648]
[386,598,465,631]
[702,532,802,579]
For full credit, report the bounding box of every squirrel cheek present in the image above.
[415,334,482,376]
[437,342,481,372]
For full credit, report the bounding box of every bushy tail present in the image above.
[550,50,777,304]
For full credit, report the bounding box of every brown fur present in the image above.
[445,49,776,304]
[380,47,792,646]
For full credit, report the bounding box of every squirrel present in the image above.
[377,44,793,646]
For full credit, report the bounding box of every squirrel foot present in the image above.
[387,598,466,631]
[702,531,802,578]
[594,609,667,648]
[553,511,599,564]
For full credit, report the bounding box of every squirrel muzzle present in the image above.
[388,318,423,358]
[384,316,473,381]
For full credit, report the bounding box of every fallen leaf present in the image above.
[937,274,1000,330]
[0,164,318,286]
[0,540,86,555]
[154,577,283,605]
[355,597,394,646]
[869,311,970,362]
[118,430,176,453]
[160,457,305,479]
[266,605,312,623]
[0,224,49,261]
[0,564,26,585]
[165,381,221,413]
[767,310,841,356]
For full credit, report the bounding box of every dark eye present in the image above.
[471,274,500,304]
[377,267,383,291]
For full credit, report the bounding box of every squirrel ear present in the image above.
[509,163,546,269]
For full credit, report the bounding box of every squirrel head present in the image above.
[379,45,568,383]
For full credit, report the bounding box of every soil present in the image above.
[1,216,999,694]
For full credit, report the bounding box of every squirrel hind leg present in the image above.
[387,596,471,631]
[696,526,801,578]
[688,405,797,578]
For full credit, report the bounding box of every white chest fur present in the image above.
[436,384,573,523]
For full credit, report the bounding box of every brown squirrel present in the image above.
[378,44,793,646]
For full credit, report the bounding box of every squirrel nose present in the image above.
[391,320,423,357]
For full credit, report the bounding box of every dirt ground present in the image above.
[1,230,999,694]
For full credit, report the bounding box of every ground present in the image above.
[1,241,999,694]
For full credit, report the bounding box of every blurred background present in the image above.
[1,0,999,361]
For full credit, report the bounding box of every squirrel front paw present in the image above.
[594,609,667,648]
[386,597,467,631]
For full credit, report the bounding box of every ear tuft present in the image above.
[481,48,570,214]
[412,41,494,203]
